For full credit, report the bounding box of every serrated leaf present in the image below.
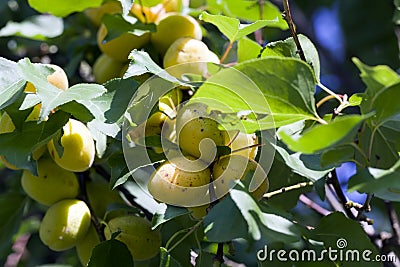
[237,37,262,63]
[152,204,190,229]
[0,15,63,40]
[191,57,319,131]
[206,0,287,29]
[0,57,25,109]
[311,212,381,267]
[199,12,279,43]
[17,58,106,122]
[0,111,69,173]
[261,34,320,80]
[127,50,179,83]
[28,0,103,17]
[348,160,400,202]
[279,115,370,154]
[159,247,183,267]
[88,238,134,267]
[0,192,27,260]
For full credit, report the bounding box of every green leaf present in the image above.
[279,115,370,154]
[261,34,320,80]
[0,192,27,260]
[206,0,287,29]
[159,247,182,267]
[0,111,69,173]
[199,12,279,43]
[28,0,103,17]
[102,13,155,42]
[152,204,190,229]
[88,238,134,267]
[0,15,63,40]
[237,37,262,63]
[364,82,400,127]
[0,57,25,109]
[18,58,106,122]
[191,57,319,131]
[204,194,248,242]
[311,212,381,267]
[348,160,400,202]
[127,50,179,83]
[230,189,302,243]
[320,145,357,168]
[348,93,363,107]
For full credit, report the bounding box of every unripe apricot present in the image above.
[97,23,150,62]
[148,156,211,205]
[47,119,95,172]
[21,158,79,206]
[86,179,124,219]
[76,224,101,266]
[84,1,122,27]
[176,102,225,159]
[212,155,269,200]
[39,199,91,251]
[187,204,209,219]
[104,215,161,260]
[93,53,126,84]
[151,13,202,55]
[25,63,69,93]
[163,37,219,78]
[224,130,258,160]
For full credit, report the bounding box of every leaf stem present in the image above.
[316,94,342,109]
[220,41,233,64]
[282,0,306,62]
[167,219,203,253]
[317,82,343,103]
[263,181,313,199]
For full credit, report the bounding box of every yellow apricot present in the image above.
[93,53,126,84]
[104,215,161,260]
[163,37,219,78]
[76,224,101,266]
[97,23,150,62]
[39,199,91,251]
[224,130,259,160]
[21,158,79,206]
[130,3,165,23]
[25,63,69,93]
[47,119,95,172]
[150,13,202,55]
[84,1,122,27]
[148,156,211,205]
[162,0,189,12]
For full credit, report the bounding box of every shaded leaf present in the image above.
[152,204,190,229]
[159,247,182,267]
[88,238,134,267]
[348,160,400,202]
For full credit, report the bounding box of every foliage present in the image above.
[0,1,399,267]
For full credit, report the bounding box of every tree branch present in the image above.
[282,0,306,62]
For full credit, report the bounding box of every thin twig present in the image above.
[385,201,400,244]
[263,181,313,199]
[299,194,331,216]
[282,0,306,62]
[220,41,233,64]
